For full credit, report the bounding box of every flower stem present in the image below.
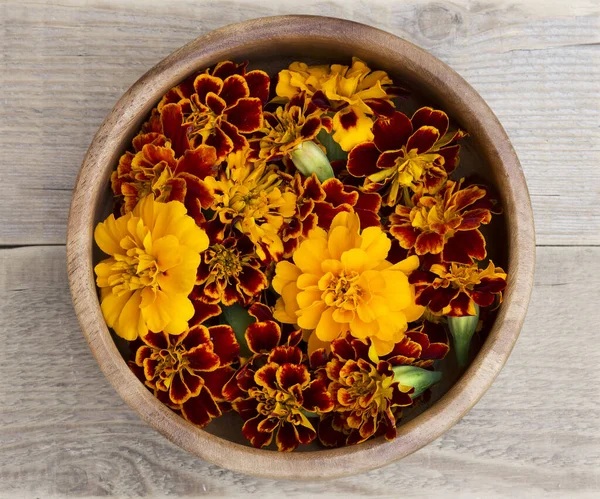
[290,141,335,182]
[446,304,480,367]
[392,365,443,398]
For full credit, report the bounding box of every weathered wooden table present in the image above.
[1,1,598,497]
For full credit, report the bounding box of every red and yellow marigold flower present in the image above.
[228,345,334,451]
[347,108,466,206]
[134,323,239,427]
[255,91,333,162]
[158,60,270,161]
[272,211,424,361]
[318,336,414,447]
[204,151,297,261]
[389,180,494,264]
[276,58,401,151]
[383,321,450,368]
[191,235,268,307]
[112,139,217,222]
[94,195,208,340]
[410,260,507,316]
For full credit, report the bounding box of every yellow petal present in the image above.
[274,297,298,324]
[272,261,302,294]
[141,289,173,333]
[297,289,323,310]
[332,107,374,151]
[152,235,181,272]
[307,331,331,356]
[293,237,328,275]
[360,226,391,266]
[340,248,369,274]
[100,290,132,328]
[297,300,327,330]
[157,246,200,295]
[390,255,420,275]
[315,307,344,342]
[113,290,143,341]
[163,294,194,335]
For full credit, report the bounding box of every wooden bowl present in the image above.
[67,15,535,479]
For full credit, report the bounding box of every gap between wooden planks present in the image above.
[0,0,598,247]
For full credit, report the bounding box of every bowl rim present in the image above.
[67,15,535,479]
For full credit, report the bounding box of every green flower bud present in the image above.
[290,141,335,182]
[392,365,442,398]
[447,304,480,367]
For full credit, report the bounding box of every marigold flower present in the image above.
[204,151,297,261]
[94,195,208,340]
[134,323,239,427]
[228,345,334,451]
[389,180,493,264]
[411,260,507,316]
[256,91,333,162]
[383,321,450,368]
[112,139,217,222]
[347,108,466,206]
[276,58,401,151]
[157,60,270,161]
[191,235,268,306]
[272,211,424,361]
[318,336,413,446]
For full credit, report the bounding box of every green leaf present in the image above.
[221,303,254,357]
[316,129,348,162]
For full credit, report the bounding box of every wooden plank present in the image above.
[0,0,598,245]
[0,245,598,497]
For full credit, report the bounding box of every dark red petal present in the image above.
[140,330,168,350]
[296,423,317,445]
[255,364,279,390]
[190,301,222,326]
[169,371,192,404]
[390,385,414,407]
[411,107,449,137]
[437,144,461,174]
[175,145,218,178]
[268,345,303,365]
[347,142,381,178]
[311,90,333,111]
[276,422,301,452]
[302,379,334,412]
[302,174,326,201]
[300,117,323,140]
[257,417,280,433]
[318,415,347,447]
[205,125,234,160]
[309,349,329,369]
[453,185,487,212]
[193,74,223,104]
[160,103,190,158]
[181,369,203,399]
[286,328,303,347]
[442,230,486,264]
[206,92,227,115]
[248,302,274,322]
[245,70,271,104]
[219,119,249,152]
[224,97,263,133]
[207,325,239,365]
[447,292,474,316]
[212,60,246,79]
[246,321,281,354]
[330,337,355,361]
[469,290,495,308]
[428,286,460,313]
[458,208,492,231]
[363,98,395,117]
[475,277,507,294]
[186,344,220,372]
[220,74,250,107]
[243,416,274,448]
[406,126,440,154]
[180,172,214,210]
[415,231,445,255]
[181,387,222,427]
[181,325,210,350]
[238,265,268,296]
[322,178,358,207]
[277,364,310,390]
[202,365,236,402]
[390,224,419,249]
[373,111,413,152]
[314,201,351,231]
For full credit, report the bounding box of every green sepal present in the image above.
[289,141,335,182]
[447,304,480,367]
[391,365,442,398]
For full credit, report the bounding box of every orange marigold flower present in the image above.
[255,91,333,162]
[158,61,270,161]
[111,139,217,222]
[134,323,239,427]
[203,151,297,261]
[410,261,507,316]
[347,107,466,206]
[318,336,413,447]
[228,345,334,451]
[272,211,424,361]
[276,58,404,151]
[191,235,268,306]
[94,195,208,340]
[389,180,495,264]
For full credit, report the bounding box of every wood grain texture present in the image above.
[0,0,598,245]
[0,0,598,496]
[1,245,598,497]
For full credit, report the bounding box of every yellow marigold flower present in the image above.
[276,58,397,152]
[94,195,209,341]
[272,212,424,361]
[204,151,297,261]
